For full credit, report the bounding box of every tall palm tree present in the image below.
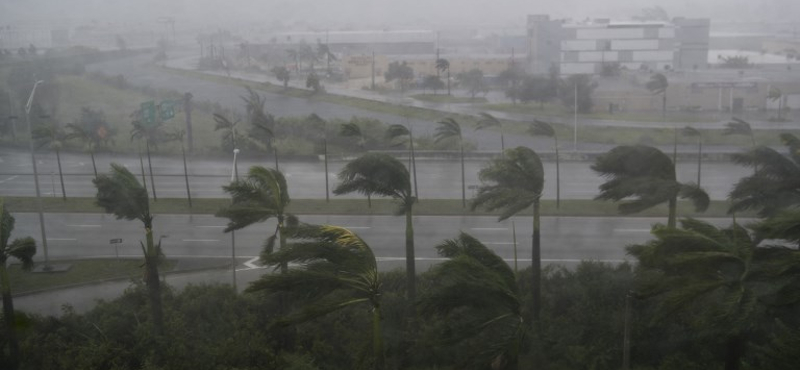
[627,218,800,370]
[724,117,755,148]
[93,164,164,335]
[247,225,384,369]
[32,122,68,200]
[339,121,367,150]
[130,120,167,201]
[213,113,240,152]
[0,199,36,370]
[435,117,466,208]
[242,87,279,169]
[419,232,525,370]
[768,86,784,120]
[333,153,417,301]
[166,129,192,207]
[529,119,561,209]
[216,166,292,272]
[476,112,505,154]
[65,107,113,180]
[471,146,544,323]
[682,126,703,186]
[317,42,337,76]
[592,145,709,229]
[436,58,451,95]
[386,123,419,199]
[646,73,668,119]
[729,133,800,217]
[308,113,329,201]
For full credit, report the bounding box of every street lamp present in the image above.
[25,80,51,268]
[230,148,240,290]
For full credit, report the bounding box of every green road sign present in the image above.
[140,101,156,124]
[159,100,175,120]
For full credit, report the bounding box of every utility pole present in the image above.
[573,82,578,152]
[25,80,50,268]
[371,51,375,90]
[183,93,193,153]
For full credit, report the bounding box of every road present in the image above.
[0,148,752,201]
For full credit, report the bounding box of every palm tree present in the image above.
[65,107,113,180]
[307,113,329,201]
[471,146,544,323]
[768,86,784,120]
[216,166,292,272]
[476,112,505,154]
[724,117,755,148]
[32,122,68,200]
[93,164,164,335]
[729,133,800,217]
[130,119,167,201]
[242,87,279,169]
[419,232,525,369]
[339,121,367,150]
[317,42,337,76]
[682,126,703,186]
[213,113,240,152]
[435,117,466,208]
[436,58,451,95]
[247,225,385,369]
[627,218,800,370]
[645,73,668,119]
[592,145,709,229]
[750,209,800,248]
[166,129,192,207]
[333,153,417,301]
[0,199,36,370]
[386,123,419,199]
[529,119,561,209]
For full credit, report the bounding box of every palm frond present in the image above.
[385,124,410,140]
[678,182,710,212]
[724,117,752,136]
[476,112,501,130]
[339,122,362,138]
[528,119,556,137]
[333,153,411,202]
[472,146,544,220]
[682,126,701,137]
[93,163,150,223]
[435,117,462,144]
[750,209,800,246]
[8,237,37,270]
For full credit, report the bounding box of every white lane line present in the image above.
[243,256,260,269]
[613,228,651,233]
[66,224,101,228]
[471,227,508,231]
[341,226,371,230]
[182,239,220,242]
[47,238,77,241]
[194,225,226,228]
[0,175,19,184]
[485,242,515,245]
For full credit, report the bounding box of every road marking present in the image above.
[0,175,19,184]
[182,239,220,242]
[613,228,651,233]
[341,226,371,230]
[194,225,226,228]
[66,224,101,228]
[471,227,508,231]
[485,242,515,245]
[243,256,260,269]
[47,238,77,241]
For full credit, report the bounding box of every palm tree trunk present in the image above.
[90,150,97,180]
[531,199,541,325]
[668,196,677,229]
[662,93,666,120]
[410,132,419,200]
[405,205,416,302]
[144,227,164,336]
[697,139,702,187]
[373,304,384,370]
[146,141,157,201]
[447,69,451,95]
[56,149,66,201]
[278,221,288,274]
[460,141,466,208]
[274,147,280,171]
[139,152,148,194]
[555,136,560,210]
[182,145,192,208]
[1,263,20,370]
[324,138,329,202]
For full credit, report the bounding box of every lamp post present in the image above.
[25,80,51,268]
[230,148,239,290]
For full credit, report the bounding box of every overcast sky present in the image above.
[1,0,799,29]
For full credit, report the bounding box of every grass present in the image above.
[1,196,755,219]
[480,102,718,123]
[410,94,488,104]
[8,259,177,294]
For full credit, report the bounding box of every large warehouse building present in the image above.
[527,15,710,75]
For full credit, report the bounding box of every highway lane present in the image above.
[0,149,752,201]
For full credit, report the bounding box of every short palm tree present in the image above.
[32,122,68,200]
[529,119,561,209]
[471,146,544,323]
[627,218,800,370]
[333,153,417,301]
[340,121,367,151]
[419,232,525,370]
[724,117,755,148]
[435,117,466,208]
[216,166,292,271]
[729,133,800,217]
[592,145,709,229]
[476,112,505,154]
[247,225,384,369]
[645,73,668,118]
[0,199,37,370]
[682,126,703,186]
[386,123,418,199]
[436,58,451,95]
[93,164,164,335]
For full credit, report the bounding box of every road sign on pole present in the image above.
[110,238,122,262]
[140,101,156,125]
[110,238,123,244]
[159,100,175,120]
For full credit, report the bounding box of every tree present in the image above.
[529,119,561,209]
[339,121,367,151]
[333,153,417,301]
[386,124,419,199]
[93,164,164,335]
[0,199,36,370]
[130,116,171,201]
[271,66,291,88]
[646,73,668,119]
[247,225,385,369]
[32,122,68,200]
[592,145,709,229]
[66,107,113,180]
[476,112,505,154]
[435,118,467,208]
[768,86,785,120]
[457,68,488,99]
[518,75,554,108]
[216,166,292,272]
[498,65,525,104]
[682,126,703,187]
[383,61,414,91]
[421,75,444,95]
[627,218,800,370]
[305,72,322,93]
[316,42,337,76]
[729,133,800,217]
[724,117,755,148]
[436,58,451,95]
[471,147,544,323]
[419,232,525,369]
[242,87,278,168]
[559,74,597,113]
[213,113,240,152]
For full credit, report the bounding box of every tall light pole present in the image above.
[573,82,578,152]
[230,148,239,290]
[25,80,51,268]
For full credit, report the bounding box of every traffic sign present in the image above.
[140,101,156,124]
[110,238,123,244]
[159,100,175,120]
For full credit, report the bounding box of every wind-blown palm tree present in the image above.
[436,58,451,95]
[0,199,36,370]
[646,73,668,119]
[333,153,417,301]
[627,218,800,370]
[93,164,164,335]
[529,119,561,209]
[65,107,113,180]
[317,42,337,76]
[242,87,279,169]
[682,126,703,186]
[471,146,544,323]
[213,113,240,152]
[339,121,367,150]
[724,117,755,148]
[130,119,168,201]
[32,122,68,200]
[166,129,192,207]
[435,117,466,208]
[386,123,419,199]
[419,232,525,370]
[216,166,292,271]
[308,113,329,201]
[729,133,800,217]
[476,112,505,154]
[592,145,709,229]
[247,225,384,369]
